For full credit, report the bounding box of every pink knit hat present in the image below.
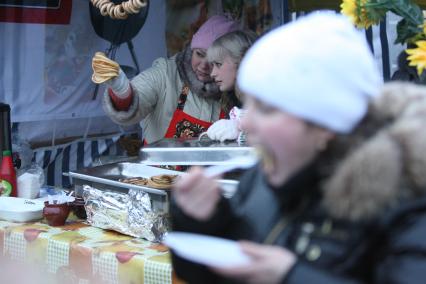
[190,15,240,50]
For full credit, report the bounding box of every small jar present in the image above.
[43,201,70,226]
[70,197,87,220]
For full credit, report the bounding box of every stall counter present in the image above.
[0,219,183,284]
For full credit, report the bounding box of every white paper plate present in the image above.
[163,232,251,268]
[0,197,44,222]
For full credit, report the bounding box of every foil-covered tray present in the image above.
[83,185,168,242]
[139,138,256,166]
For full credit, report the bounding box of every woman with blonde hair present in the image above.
[204,30,257,142]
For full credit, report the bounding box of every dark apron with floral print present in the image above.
[152,85,224,171]
[164,85,223,139]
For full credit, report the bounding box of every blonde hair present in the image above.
[208,30,257,113]
[207,30,257,67]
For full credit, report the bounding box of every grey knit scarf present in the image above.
[175,46,221,99]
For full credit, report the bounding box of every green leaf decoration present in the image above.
[389,0,423,26]
[365,6,387,23]
[364,0,394,14]
[363,0,394,25]
[395,18,422,44]
[365,0,423,25]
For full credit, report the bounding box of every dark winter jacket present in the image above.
[170,82,426,283]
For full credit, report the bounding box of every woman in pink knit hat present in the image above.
[96,15,239,144]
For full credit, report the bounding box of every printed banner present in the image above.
[0,0,166,124]
[0,0,72,24]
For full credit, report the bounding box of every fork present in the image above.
[204,156,258,178]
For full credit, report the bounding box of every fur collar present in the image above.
[175,46,221,99]
[320,83,426,221]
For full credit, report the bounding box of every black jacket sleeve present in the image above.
[169,166,262,284]
[170,195,236,283]
[170,194,236,235]
[283,261,360,284]
[170,165,262,236]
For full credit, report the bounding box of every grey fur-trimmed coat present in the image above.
[102,47,222,144]
[171,82,426,284]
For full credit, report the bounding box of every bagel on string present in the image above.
[91,0,147,20]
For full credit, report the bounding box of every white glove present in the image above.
[107,69,130,97]
[207,119,240,142]
[230,106,246,129]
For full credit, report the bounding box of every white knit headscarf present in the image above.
[237,12,382,133]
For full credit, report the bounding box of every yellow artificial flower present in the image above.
[341,0,358,23]
[406,41,426,75]
[341,0,378,29]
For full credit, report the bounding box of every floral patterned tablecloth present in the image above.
[0,219,181,284]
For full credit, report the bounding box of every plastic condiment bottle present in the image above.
[0,150,17,197]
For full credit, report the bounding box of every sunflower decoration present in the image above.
[341,0,426,78]
[406,41,426,75]
[341,0,423,34]
[341,0,381,29]
[405,22,426,76]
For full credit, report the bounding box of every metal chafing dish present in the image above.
[70,162,172,195]
[139,138,256,166]
[68,137,252,241]
[69,162,239,205]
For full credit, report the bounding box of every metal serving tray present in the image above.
[139,138,256,166]
[69,162,239,198]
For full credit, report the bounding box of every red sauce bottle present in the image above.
[0,150,17,197]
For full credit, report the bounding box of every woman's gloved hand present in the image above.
[207,119,240,142]
[107,69,131,96]
[92,52,130,97]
